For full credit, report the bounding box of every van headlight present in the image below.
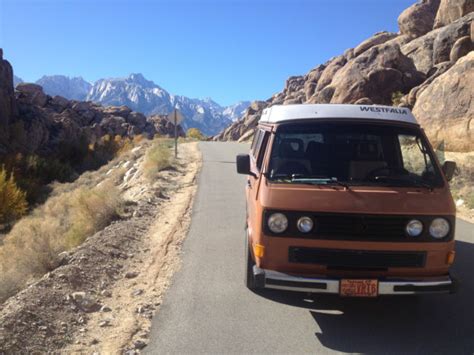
[406,219,423,237]
[297,216,314,233]
[268,213,288,233]
[429,218,450,239]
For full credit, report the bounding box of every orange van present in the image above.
[236,104,458,297]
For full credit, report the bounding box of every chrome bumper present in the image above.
[254,267,457,295]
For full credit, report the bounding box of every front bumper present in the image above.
[253,267,458,295]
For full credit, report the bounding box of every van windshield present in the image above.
[267,122,444,188]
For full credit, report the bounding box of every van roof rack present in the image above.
[259,104,418,125]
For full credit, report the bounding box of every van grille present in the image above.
[289,247,426,268]
[263,211,455,242]
[317,215,407,240]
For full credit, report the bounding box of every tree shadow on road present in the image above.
[256,240,474,354]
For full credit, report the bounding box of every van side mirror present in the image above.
[442,161,456,182]
[236,154,256,177]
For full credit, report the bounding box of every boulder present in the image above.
[401,27,442,74]
[398,0,440,39]
[449,35,473,62]
[432,13,472,64]
[101,105,132,118]
[330,42,424,105]
[0,49,16,127]
[354,32,399,56]
[354,97,374,105]
[16,83,49,107]
[412,52,474,151]
[316,55,347,91]
[126,111,147,130]
[434,0,474,28]
[284,76,305,94]
[50,95,69,112]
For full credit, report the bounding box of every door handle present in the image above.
[247,180,252,188]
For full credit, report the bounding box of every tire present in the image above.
[245,231,256,290]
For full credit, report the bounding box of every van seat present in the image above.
[272,138,310,176]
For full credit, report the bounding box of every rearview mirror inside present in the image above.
[442,161,456,182]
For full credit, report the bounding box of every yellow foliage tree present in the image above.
[187,128,205,140]
[0,167,28,224]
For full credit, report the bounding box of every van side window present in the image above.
[256,132,270,170]
[252,130,263,158]
[250,130,260,155]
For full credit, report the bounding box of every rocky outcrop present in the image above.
[215,3,473,151]
[434,0,474,28]
[329,42,425,105]
[148,114,185,137]
[398,0,440,39]
[432,13,472,64]
[13,84,186,154]
[0,49,16,127]
[412,52,473,151]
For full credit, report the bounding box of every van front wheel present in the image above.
[245,232,256,290]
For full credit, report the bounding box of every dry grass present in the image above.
[143,140,173,181]
[0,181,122,302]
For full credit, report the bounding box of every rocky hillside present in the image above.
[215,0,473,152]
[27,74,249,136]
[0,53,184,157]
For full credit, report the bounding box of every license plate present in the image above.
[340,279,378,297]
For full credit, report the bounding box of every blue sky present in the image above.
[0,0,414,106]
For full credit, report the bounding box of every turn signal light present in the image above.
[447,251,455,265]
[254,244,265,258]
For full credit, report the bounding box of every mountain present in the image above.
[222,101,251,121]
[36,75,92,101]
[86,73,239,135]
[13,75,23,87]
[87,73,172,115]
[29,73,247,136]
[214,0,473,153]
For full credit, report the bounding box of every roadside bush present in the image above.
[143,140,173,180]
[187,128,205,140]
[391,91,404,106]
[0,181,122,302]
[0,167,28,225]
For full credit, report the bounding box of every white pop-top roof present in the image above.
[259,104,418,125]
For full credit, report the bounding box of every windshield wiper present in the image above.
[373,175,434,191]
[290,175,351,189]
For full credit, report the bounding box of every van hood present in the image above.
[260,182,455,216]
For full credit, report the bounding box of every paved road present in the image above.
[146,142,474,355]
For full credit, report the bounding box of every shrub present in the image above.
[0,167,28,225]
[187,128,205,140]
[143,140,173,180]
[391,91,404,106]
[0,181,121,302]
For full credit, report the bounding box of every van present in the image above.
[236,104,458,297]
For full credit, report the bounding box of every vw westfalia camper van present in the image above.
[237,104,458,297]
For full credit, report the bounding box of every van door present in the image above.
[247,129,270,241]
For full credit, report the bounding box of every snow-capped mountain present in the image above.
[223,101,251,121]
[36,75,91,101]
[87,73,173,116]
[85,73,245,135]
[27,73,248,135]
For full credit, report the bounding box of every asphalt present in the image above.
[145,142,474,355]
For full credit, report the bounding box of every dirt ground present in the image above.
[0,142,201,354]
